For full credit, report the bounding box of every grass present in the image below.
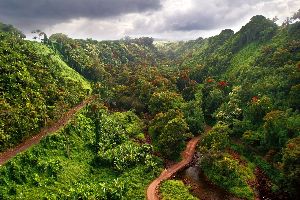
[160,180,198,200]
[33,42,92,91]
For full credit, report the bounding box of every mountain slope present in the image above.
[154,15,299,199]
[0,29,91,152]
[176,16,300,199]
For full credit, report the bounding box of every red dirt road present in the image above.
[146,126,211,200]
[0,96,96,166]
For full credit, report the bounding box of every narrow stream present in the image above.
[177,166,242,200]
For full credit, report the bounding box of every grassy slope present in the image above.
[160,180,198,200]
[34,43,91,91]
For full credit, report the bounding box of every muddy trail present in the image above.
[0,96,96,166]
[146,126,211,200]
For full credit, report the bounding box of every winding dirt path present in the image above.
[146,126,211,200]
[0,96,96,166]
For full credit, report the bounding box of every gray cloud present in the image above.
[161,0,266,31]
[0,0,162,30]
[167,12,221,31]
[127,0,299,40]
[132,0,297,34]
[129,0,259,34]
[0,0,298,40]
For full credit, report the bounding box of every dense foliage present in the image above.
[0,105,162,199]
[172,16,300,199]
[199,124,255,199]
[160,180,198,200]
[149,109,192,158]
[96,111,157,171]
[47,31,205,159]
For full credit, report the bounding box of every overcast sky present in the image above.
[0,0,299,40]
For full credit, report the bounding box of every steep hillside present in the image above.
[48,34,161,82]
[152,15,299,200]
[0,29,91,152]
[169,16,299,199]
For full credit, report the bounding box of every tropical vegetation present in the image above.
[0,11,299,199]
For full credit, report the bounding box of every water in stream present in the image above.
[178,166,243,200]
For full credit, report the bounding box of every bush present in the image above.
[183,101,205,134]
[200,123,231,152]
[214,86,243,124]
[200,153,255,200]
[263,110,300,150]
[110,111,144,138]
[98,141,154,171]
[282,136,300,197]
[149,109,192,159]
[160,180,197,200]
[232,119,254,138]
[243,96,273,125]
[203,88,225,121]
[149,91,184,114]
[242,130,263,146]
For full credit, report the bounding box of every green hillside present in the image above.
[48,34,161,82]
[158,15,300,199]
[0,30,91,151]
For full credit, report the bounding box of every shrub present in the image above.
[183,101,205,134]
[200,123,231,152]
[243,96,273,125]
[232,119,254,138]
[98,141,153,171]
[149,109,192,159]
[214,86,243,124]
[282,136,300,197]
[242,130,263,146]
[200,153,255,200]
[263,110,299,150]
[149,91,184,114]
[160,180,197,200]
